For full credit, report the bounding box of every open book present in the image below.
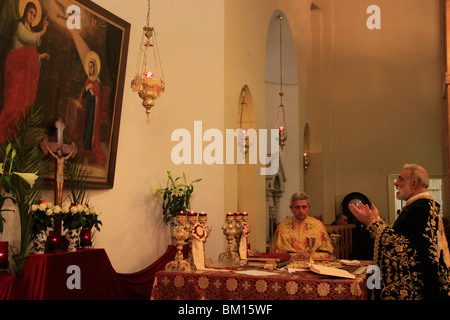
[309,264,356,279]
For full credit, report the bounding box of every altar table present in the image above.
[0,246,185,300]
[151,267,368,300]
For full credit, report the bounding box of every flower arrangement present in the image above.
[60,203,83,231]
[31,200,57,236]
[153,171,202,224]
[81,205,102,231]
[60,202,102,231]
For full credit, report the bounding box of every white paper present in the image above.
[234,270,279,276]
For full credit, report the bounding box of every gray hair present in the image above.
[403,164,429,188]
[290,192,310,206]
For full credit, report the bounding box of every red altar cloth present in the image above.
[0,273,14,300]
[0,246,183,300]
[151,268,368,300]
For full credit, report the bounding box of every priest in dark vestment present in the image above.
[350,164,450,300]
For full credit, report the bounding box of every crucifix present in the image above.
[40,118,78,242]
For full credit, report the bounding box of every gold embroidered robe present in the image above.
[368,196,450,300]
[269,216,333,260]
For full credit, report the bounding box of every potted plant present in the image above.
[0,140,40,269]
[154,171,202,224]
[0,143,39,234]
[2,106,47,273]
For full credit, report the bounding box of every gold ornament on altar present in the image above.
[241,212,253,257]
[130,0,165,124]
[186,211,197,268]
[218,213,240,265]
[198,212,213,267]
[165,212,191,272]
[233,212,243,255]
[307,237,316,264]
[329,233,341,262]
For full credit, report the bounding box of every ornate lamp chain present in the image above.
[146,0,151,27]
[275,15,286,129]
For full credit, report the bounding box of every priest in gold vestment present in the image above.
[350,164,450,300]
[269,192,333,260]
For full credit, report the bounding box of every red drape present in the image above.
[0,245,186,300]
[0,273,14,300]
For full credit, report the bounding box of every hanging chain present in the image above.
[146,0,151,26]
[279,15,283,102]
[275,15,286,129]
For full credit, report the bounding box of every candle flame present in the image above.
[143,71,154,79]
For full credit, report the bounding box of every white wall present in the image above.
[311,0,447,222]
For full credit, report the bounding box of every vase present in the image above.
[33,230,47,254]
[65,229,80,252]
[80,228,92,248]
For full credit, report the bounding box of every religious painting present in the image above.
[0,0,130,188]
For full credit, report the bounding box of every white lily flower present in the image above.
[13,172,38,188]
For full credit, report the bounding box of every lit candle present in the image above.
[279,126,284,131]
[143,71,154,79]
[0,241,8,268]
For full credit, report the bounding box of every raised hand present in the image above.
[349,203,379,226]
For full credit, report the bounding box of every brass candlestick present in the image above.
[165,212,191,271]
[233,212,243,256]
[330,233,341,262]
[307,237,316,264]
[241,212,253,256]
[218,213,239,265]
[186,211,198,268]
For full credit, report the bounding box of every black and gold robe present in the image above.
[367,194,450,299]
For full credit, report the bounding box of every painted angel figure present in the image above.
[0,0,50,142]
